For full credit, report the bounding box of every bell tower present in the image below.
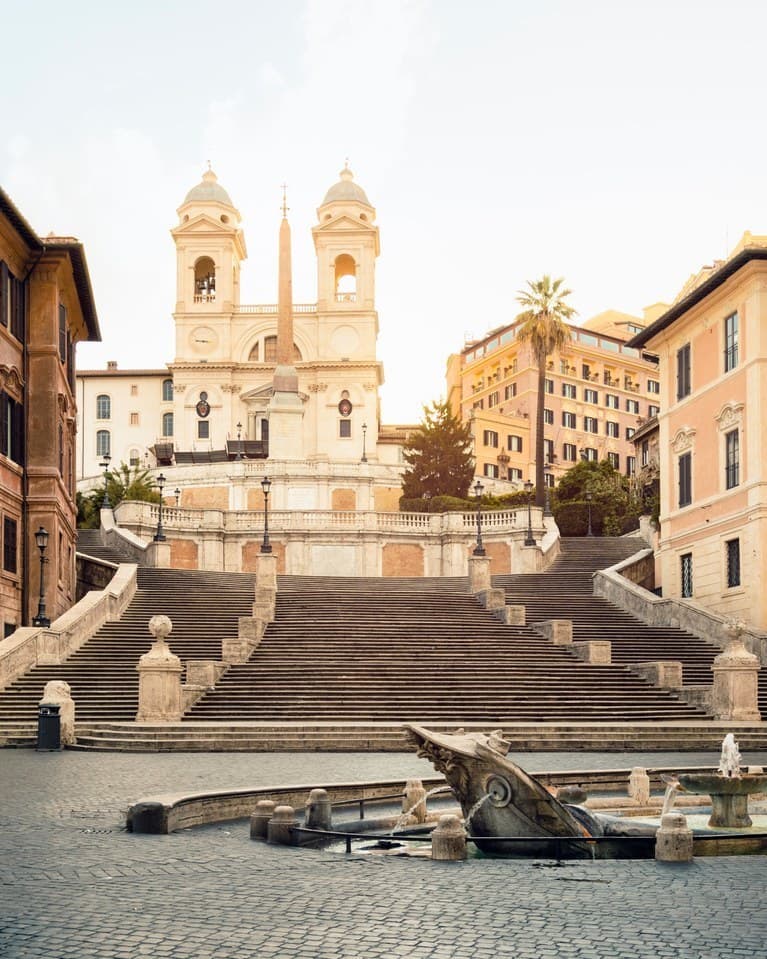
[171,166,247,364]
[312,163,379,313]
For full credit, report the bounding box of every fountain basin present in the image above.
[677,773,767,828]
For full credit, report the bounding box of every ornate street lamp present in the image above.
[543,463,553,518]
[236,421,243,461]
[473,479,486,556]
[32,527,50,628]
[260,475,272,554]
[99,453,111,509]
[174,487,181,507]
[153,473,166,542]
[361,422,368,463]
[586,490,594,537]
[524,479,536,546]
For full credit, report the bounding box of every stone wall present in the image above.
[76,556,118,601]
[183,486,229,510]
[382,543,424,577]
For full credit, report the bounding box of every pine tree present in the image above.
[401,400,475,499]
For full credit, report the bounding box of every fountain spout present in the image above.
[719,732,742,779]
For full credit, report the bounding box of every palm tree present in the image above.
[516,275,576,506]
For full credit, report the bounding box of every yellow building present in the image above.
[447,309,666,488]
[628,233,767,629]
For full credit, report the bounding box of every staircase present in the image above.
[0,568,254,725]
[495,536,767,713]
[3,536,765,751]
[76,529,133,566]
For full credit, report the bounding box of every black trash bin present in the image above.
[37,703,61,751]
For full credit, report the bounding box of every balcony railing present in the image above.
[235,303,317,314]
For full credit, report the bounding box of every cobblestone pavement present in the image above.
[1,749,767,959]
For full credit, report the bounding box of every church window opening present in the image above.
[334,254,357,302]
[339,419,352,438]
[264,336,277,363]
[96,429,110,456]
[96,394,111,420]
[162,412,174,437]
[162,379,173,401]
[194,256,216,303]
[248,341,260,362]
[197,420,210,440]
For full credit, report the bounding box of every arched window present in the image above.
[248,341,260,361]
[334,254,357,302]
[162,378,173,401]
[96,394,111,420]
[251,336,302,363]
[162,412,174,437]
[96,429,110,457]
[194,256,216,302]
[264,335,277,363]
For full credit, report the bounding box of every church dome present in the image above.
[183,167,234,206]
[321,164,371,206]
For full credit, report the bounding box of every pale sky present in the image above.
[3,0,766,423]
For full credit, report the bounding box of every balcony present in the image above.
[193,294,216,304]
[336,292,357,303]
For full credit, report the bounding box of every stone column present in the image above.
[468,555,491,594]
[250,800,276,840]
[136,615,183,722]
[305,788,332,830]
[267,805,299,846]
[711,622,761,721]
[628,767,650,805]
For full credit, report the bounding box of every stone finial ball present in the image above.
[148,615,173,639]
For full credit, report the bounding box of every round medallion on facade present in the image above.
[338,398,352,416]
[196,392,210,418]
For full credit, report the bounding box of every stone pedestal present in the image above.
[305,788,332,830]
[628,767,650,805]
[572,641,611,664]
[477,588,505,611]
[253,586,277,623]
[655,812,693,862]
[711,624,761,721]
[531,620,572,645]
[136,615,183,722]
[709,793,752,829]
[39,680,76,746]
[431,814,467,861]
[250,800,276,840]
[633,661,683,689]
[468,556,491,594]
[185,660,220,688]
[256,553,277,591]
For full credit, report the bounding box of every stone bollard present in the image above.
[655,812,693,863]
[468,555,491,594]
[136,615,183,722]
[477,588,505,611]
[250,800,276,840]
[711,622,761,721]
[267,805,299,846]
[39,680,76,746]
[305,788,332,831]
[431,814,468,861]
[402,778,428,824]
[256,552,278,591]
[628,767,651,805]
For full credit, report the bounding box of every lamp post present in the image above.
[423,490,432,514]
[473,479,485,556]
[543,464,553,518]
[236,421,243,461]
[586,490,594,537]
[260,475,272,553]
[174,488,181,507]
[99,453,111,509]
[32,526,50,628]
[361,422,368,463]
[153,473,166,542]
[524,479,536,546]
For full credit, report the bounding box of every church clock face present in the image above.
[189,326,218,354]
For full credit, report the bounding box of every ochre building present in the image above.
[0,187,99,633]
[447,308,666,488]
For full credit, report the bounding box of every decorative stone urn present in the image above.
[136,615,183,722]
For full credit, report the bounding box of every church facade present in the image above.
[78,166,408,514]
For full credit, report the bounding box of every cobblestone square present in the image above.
[1,749,766,958]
